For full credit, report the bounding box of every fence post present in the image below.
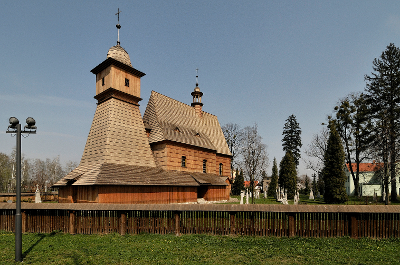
[288,213,296,237]
[230,212,236,235]
[175,211,180,236]
[69,210,76,235]
[21,211,27,233]
[350,213,358,239]
[120,212,127,236]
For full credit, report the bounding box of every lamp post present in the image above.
[6,117,36,262]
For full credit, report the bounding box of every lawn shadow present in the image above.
[22,231,58,259]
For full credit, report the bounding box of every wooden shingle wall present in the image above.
[80,98,156,168]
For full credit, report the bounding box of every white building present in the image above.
[345,163,400,196]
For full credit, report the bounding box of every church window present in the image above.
[181,156,186,167]
[219,163,223,176]
[102,77,105,86]
[125,78,129,87]
[203,160,207,173]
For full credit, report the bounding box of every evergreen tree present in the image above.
[303,175,310,195]
[231,169,244,195]
[278,151,297,199]
[364,43,400,202]
[322,121,348,204]
[267,157,279,198]
[312,173,317,194]
[334,93,372,197]
[317,172,325,196]
[282,114,302,167]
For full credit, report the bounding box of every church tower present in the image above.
[79,13,156,168]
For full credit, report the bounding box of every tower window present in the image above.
[181,156,186,167]
[102,77,105,86]
[125,78,129,87]
[203,160,207,173]
[219,163,223,176]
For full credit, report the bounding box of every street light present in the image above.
[6,117,36,262]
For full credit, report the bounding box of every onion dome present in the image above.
[106,45,132,67]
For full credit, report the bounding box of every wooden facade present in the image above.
[151,141,231,177]
[58,185,198,204]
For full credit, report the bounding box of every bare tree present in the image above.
[64,160,79,174]
[240,124,269,203]
[304,127,329,173]
[222,123,243,179]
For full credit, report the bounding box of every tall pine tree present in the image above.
[282,114,302,167]
[322,121,348,204]
[364,43,400,202]
[278,151,297,199]
[267,157,279,198]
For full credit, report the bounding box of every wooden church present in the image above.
[54,20,232,204]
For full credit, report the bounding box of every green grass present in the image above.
[228,194,400,205]
[0,231,399,264]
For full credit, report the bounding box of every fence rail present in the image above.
[1,204,400,238]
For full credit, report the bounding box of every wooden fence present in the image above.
[1,204,400,238]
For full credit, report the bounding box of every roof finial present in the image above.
[196,68,199,87]
[115,8,122,45]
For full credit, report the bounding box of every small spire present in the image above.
[195,68,199,87]
[115,8,122,45]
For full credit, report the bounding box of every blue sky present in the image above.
[1,1,400,177]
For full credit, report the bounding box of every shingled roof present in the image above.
[54,163,227,186]
[143,91,232,156]
[79,97,156,167]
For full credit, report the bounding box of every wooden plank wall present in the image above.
[1,208,400,238]
[58,186,198,204]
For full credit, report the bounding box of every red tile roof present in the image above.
[244,181,259,187]
[346,163,382,172]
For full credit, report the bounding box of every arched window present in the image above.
[219,163,223,176]
[181,156,186,167]
[203,160,207,173]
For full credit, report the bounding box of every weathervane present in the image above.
[116,8,121,45]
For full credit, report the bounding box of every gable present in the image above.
[143,91,232,156]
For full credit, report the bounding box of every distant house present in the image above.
[261,175,271,192]
[345,163,400,196]
[244,181,259,190]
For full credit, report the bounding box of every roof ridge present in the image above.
[150,90,216,117]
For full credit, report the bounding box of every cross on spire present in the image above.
[115,8,122,45]
[116,8,121,23]
[196,68,199,87]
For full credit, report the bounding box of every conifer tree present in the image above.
[364,43,400,202]
[267,157,279,198]
[303,175,310,195]
[278,151,297,199]
[322,121,348,204]
[282,114,302,167]
[231,169,244,195]
[312,173,317,194]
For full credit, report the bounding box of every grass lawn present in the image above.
[0,231,399,264]
[228,194,400,205]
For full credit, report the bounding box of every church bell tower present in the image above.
[79,9,156,168]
